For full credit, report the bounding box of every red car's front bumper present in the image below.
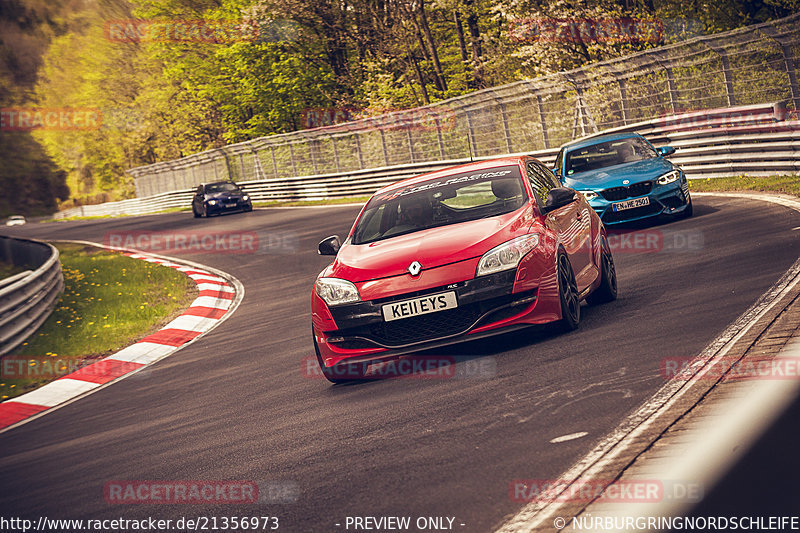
[312,252,562,369]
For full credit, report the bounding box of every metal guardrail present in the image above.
[125,14,800,198]
[0,237,64,356]
[53,102,800,219]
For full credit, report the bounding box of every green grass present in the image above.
[689,175,800,197]
[253,196,370,207]
[0,243,197,400]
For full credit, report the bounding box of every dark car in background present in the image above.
[192,181,252,217]
[553,133,692,225]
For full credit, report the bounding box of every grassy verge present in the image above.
[689,175,800,198]
[253,196,370,207]
[0,243,197,400]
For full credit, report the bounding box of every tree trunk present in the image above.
[453,9,468,62]
[416,0,447,92]
[464,0,483,87]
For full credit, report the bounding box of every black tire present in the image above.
[192,205,201,218]
[682,195,693,218]
[314,335,370,384]
[586,235,618,306]
[557,253,580,331]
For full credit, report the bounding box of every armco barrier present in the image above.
[53,102,799,219]
[0,237,64,356]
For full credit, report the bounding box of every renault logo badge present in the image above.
[408,261,422,276]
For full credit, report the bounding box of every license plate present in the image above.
[225,203,237,208]
[382,291,457,322]
[612,196,650,212]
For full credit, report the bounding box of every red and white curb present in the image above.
[0,248,243,433]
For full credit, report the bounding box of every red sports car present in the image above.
[312,156,617,383]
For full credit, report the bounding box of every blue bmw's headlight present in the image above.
[579,190,599,201]
[208,199,218,205]
[657,170,681,185]
[243,194,250,201]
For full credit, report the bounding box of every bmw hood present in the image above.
[564,157,674,190]
[328,205,535,283]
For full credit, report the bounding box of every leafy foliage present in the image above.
[1,0,797,212]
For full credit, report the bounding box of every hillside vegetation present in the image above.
[1,0,797,215]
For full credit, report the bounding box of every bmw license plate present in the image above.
[612,196,650,212]
[225,203,237,208]
[382,291,457,322]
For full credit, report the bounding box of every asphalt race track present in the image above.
[1,196,799,532]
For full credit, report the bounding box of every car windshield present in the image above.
[564,137,657,177]
[205,183,240,193]
[352,166,526,245]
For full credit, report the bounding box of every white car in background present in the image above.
[5,215,26,226]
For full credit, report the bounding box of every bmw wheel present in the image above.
[587,234,617,305]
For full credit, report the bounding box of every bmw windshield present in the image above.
[352,166,527,245]
[205,182,240,193]
[564,137,658,177]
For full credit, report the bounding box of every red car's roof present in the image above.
[374,156,528,196]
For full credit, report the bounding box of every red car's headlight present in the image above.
[316,277,361,306]
[476,235,540,277]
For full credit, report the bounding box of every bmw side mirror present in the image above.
[318,235,341,256]
[541,187,577,214]
[658,146,676,157]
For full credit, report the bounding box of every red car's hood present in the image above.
[327,205,536,283]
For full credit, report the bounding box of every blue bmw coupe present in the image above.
[554,133,692,225]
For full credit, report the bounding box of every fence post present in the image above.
[497,99,513,154]
[332,136,341,173]
[289,143,297,176]
[379,129,389,166]
[536,94,549,149]
[406,126,416,163]
[355,134,365,169]
[465,110,477,158]
[270,146,278,177]
[759,24,800,112]
[704,41,736,106]
[435,116,445,160]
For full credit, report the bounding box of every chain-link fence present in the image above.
[129,14,800,198]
